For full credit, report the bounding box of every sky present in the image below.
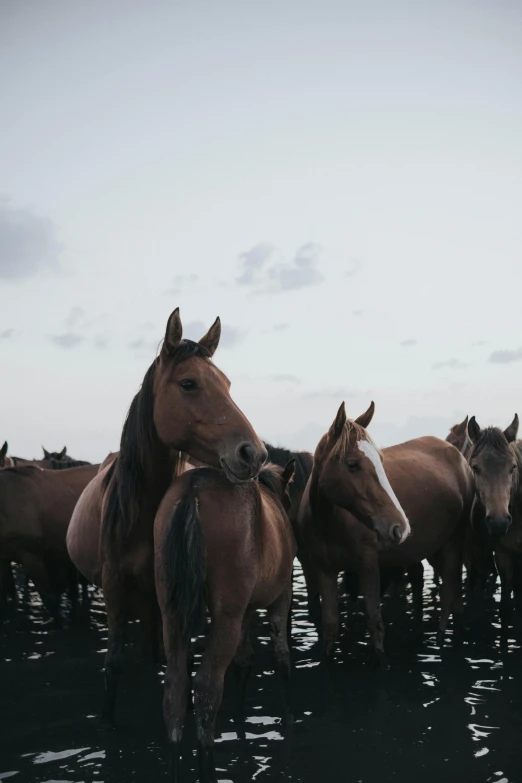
[1,0,522,462]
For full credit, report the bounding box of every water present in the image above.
[1,566,522,782]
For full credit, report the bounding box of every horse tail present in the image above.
[163,475,206,642]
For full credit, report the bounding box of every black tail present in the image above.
[163,478,206,642]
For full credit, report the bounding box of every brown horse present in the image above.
[67,308,267,727]
[154,461,296,783]
[297,401,473,660]
[0,463,99,621]
[1,442,88,470]
[446,416,472,458]
[467,414,522,608]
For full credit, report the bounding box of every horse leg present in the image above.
[163,626,190,783]
[299,550,321,627]
[318,569,339,656]
[100,571,128,728]
[194,610,244,783]
[232,609,255,723]
[267,582,293,724]
[359,554,386,667]
[495,547,514,619]
[409,562,424,616]
[429,538,463,647]
[4,562,17,603]
[18,552,63,624]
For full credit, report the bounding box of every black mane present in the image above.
[101,340,210,557]
[263,442,313,497]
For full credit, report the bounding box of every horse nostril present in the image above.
[237,442,255,466]
[391,525,402,544]
[485,514,492,524]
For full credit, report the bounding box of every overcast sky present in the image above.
[1,0,521,462]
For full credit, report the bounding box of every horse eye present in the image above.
[471,464,479,474]
[179,379,197,391]
[511,464,517,474]
[345,460,360,471]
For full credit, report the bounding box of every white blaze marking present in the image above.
[357,439,411,540]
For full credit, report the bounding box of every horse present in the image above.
[0,463,99,621]
[66,308,267,727]
[263,443,313,527]
[467,414,522,609]
[446,416,472,458]
[297,401,473,660]
[154,460,296,783]
[1,443,89,469]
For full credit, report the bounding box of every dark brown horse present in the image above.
[67,308,267,727]
[1,442,89,470]
[0,464,99,620]
[467,414,522,608]
[263,443,313,527]
[155,461,296,783]
[298,401,473,660]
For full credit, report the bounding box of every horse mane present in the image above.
[331,419,376,459]
[263,442,313,497]
[101,340,210,557]
[49,458,91,470]
[256,462,285,497]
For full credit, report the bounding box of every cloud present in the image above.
[472,340,487,347]
[52,333,85,349]
[269,243,324,291]
[237,242,325,293]
[0,199,62,279]
[273,323,289,332]
[400,339,417,347]
[432,358,469,370]
[164,273,200,295]
[489,347,522,365]
[0,329,14,340]
[236,243,275,285]
[353,309,363,316]
[66,306,87,329]
[271,374,301,384]
[94,333,110,350]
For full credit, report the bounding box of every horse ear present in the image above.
[198,316,221,357]
[504,414,519,443]
[0,441,7,459]
[455,416,469,436]
[43,447,51,459]
[58,447,67,460]
[330,402,346,438]
[164,308,183,355]
[468,416,481,443]
[355,401,375,429]
[282,459,296,488]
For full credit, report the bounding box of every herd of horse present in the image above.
[1,308,521,782]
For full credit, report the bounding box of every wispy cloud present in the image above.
[52,333,85,349]
[236,243,275,285]
[489,347,522,364]
[237,242,325,293]
[0,329,14,340]
[0,198,62,279]
[164,273,199,296]
[401,339,417,347]
[432,358,469,370]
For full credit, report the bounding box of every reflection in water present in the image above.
[1,564,522,782]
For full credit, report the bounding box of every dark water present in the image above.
[1,566,522,783]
